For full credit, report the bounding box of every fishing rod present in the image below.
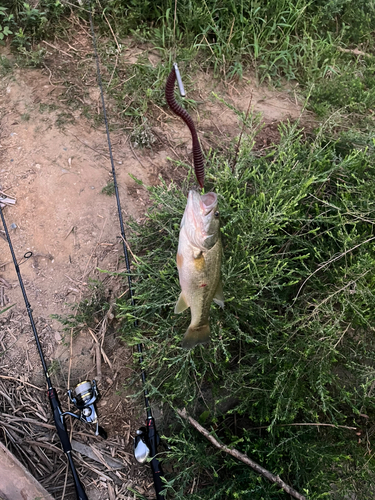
[0,204,108,500]
[87,7,166,499]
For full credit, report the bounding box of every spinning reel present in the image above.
[134,426,153,464]
[134,417,167,500]
[64,379,107,439]
[134,417,165,464]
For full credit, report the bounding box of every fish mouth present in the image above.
[183,190,219,250]
[200,192,217,214]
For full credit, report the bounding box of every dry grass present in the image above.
[0,377,156,499]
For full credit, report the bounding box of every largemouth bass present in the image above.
[175,190,224,349]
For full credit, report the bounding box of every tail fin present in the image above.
[181,324,210,349]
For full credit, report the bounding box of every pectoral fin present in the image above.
[213,280,224,309]
[193,248,202,259]
[175,292,189,314]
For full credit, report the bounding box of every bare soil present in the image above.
[0,30,306,499]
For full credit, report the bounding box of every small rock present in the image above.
[10,223,17,230]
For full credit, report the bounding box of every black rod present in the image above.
[88,7,165,498]
[0,205,88,500]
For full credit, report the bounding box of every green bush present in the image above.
[118,124,375,498]
[1,1,68,48]
[310,61,375,117]
[100,0,375,80]
[0,6,14,43]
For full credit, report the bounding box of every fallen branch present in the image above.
[88,328,112,368]
[42,40,73,58]
[95,342,102,382]
[0,277,11,287]
[0,375,43,391]
[97,0,121,52]
[250,421,357,431]
[177,408,306,500]
[337,46,371,57]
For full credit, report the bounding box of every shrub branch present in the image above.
[294,235,375,301]
[177,408,306,500]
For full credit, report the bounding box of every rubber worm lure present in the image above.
[165,63,205,189]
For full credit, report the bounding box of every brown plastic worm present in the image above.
[165,66,205,188]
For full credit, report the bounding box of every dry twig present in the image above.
[0,380,135,498]
[95,342,102,382]
[177,408,306,500]
[294,235,375,301]
[337,46,371,57]
[249,422,357,431]
[42,40,73,58]
[0,375,44,391]
[88,328,112,368]
[71,440,125,469]
[96,0,121,51]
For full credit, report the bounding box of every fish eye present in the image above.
[214,211,220,217]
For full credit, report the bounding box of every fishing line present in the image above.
[87,5,166,499]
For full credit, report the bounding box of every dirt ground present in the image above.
[0,28,306,500]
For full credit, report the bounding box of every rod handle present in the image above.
[147,417,166,498]
[67,452,89,500]
[48,389,89,499]
[150,456,166,499]
[47,388,72,453]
